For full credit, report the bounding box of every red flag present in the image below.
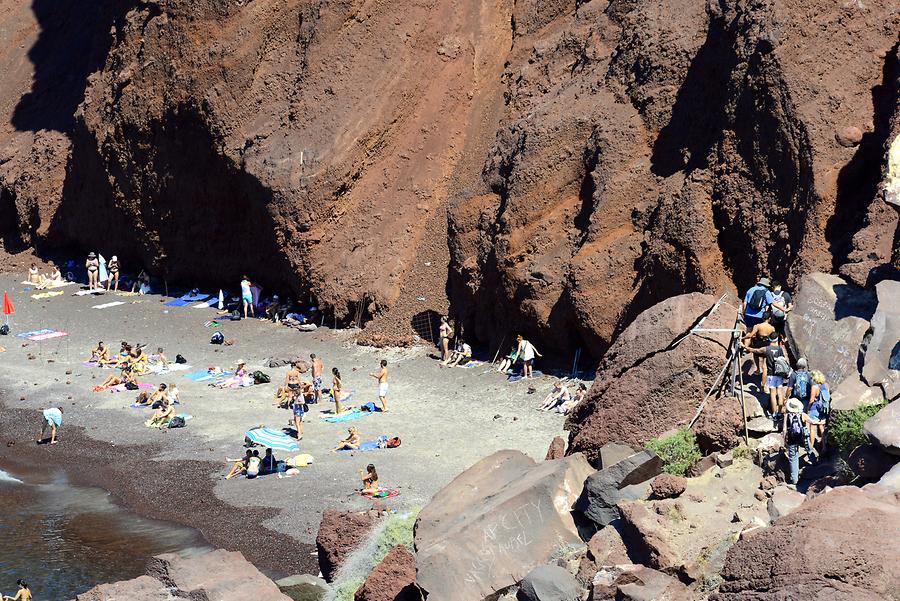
[2,291,12,316]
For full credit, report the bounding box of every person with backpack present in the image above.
[742,277,774,331]
[786,357,812,407]
[767,281,793,339]
[807,370,831,453]
[763,335,789,414]
[783,398,814,485]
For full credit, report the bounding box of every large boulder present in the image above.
[848,444,900,480]
[714,486,900,600]
[831,376,888,412]
[692,396,744,453]
[862,279,900,400]
[517,565,581,601]
[316,510,379,582]
[73,575,174,601]
[591,565,692,601]
[878,462,900,492]
[567,293,733,461]
[354,545,419,601]
[649,474,686,500]
[576,449,662,528]
[147,550,291,601]
[414,450,593,601]
[598,443,638,470]
[766,486,805,522]
[545,436,566,460]
[864,401,900,455]
[785,273,875,388]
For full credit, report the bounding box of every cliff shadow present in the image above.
[11,0,132,133]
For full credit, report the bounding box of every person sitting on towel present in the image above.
[95,366,139,391]
[152,347,169,370]
[361,464,379,494]
[261,448,277,474]
[333,426,360,452]
[266,295,285,322]
[540,380,571,411]
[140,383,169,407]
[88,341,110,364]
[557,383,587,415]
[132,269,151,294]
[225,450,252,479]
[497,346,518,373]
[443,340,473,367]
[129,345,149,373]
[113,342,132,368]
[145,397,174,429]
[273,385,292,407]
[246,450,261,478]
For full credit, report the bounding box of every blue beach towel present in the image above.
[184,369,233,382]
[321,410,368,424]
[337,440,381,452]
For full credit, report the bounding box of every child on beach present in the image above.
[37,407,63,445]
[361,464,379,494]
[333,426,360,452]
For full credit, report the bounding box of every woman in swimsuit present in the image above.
[85,252,100,290]
[361,464,379,493]
[3,579,32,601]
[438,316,453,361]
[106,255,120,291]
[28,264,41,285]
[331,367,346,415]
[146,397,174,429]
[333,426,360,452]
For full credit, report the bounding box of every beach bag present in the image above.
[231,310,242,321]
[0,324,8,336]
[125,382,139,390]
[748,287,768,312]
[792,371,811,400]
[361,402,378,412]
[210,331,224,345]
[168,416,186,429]
[252,371,270,384]
[387,436,401,448]
[376,435,389,449]
[175,354,187,364]
[773,355,792,377]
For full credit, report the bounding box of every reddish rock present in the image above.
[692,397,744,454]
[74,575,173,601]
[567,293,733,461]
[649,474,686,499]
[354,545,419,601]
[714,486,900,599]
[545,435,566,460]
[687,453,718,477]
[835,126,864,147]
[316,510,378,583]
[147,549,290,600]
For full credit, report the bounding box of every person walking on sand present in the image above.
[106,255,120,291]
[240,275,255,318]
[37,407,63,444]
[85,252,100,290]
[438,316,453,361]
[516,335,542,379]
[310,353,324,404]
[3,579,32,601]
[370,359,389,412]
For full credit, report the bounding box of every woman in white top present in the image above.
[516,335,542,379]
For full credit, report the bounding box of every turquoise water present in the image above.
[0,466,210,600]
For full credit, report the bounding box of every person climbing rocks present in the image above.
[767,280,793,338]
[764,335,789,415]
[741,277,774,331]
[741,316,777,379]
[786,357,813,409]
[783,397,813,485]
[807,370,831,453]
[240,275,255,318]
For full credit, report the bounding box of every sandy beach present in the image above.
[0,274,569,578]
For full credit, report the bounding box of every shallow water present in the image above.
[0,466,210,600]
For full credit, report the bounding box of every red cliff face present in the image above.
[1,0,898,356]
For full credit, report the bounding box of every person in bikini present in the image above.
[310,353,324,404]
[361,464,379,494]
[95,366,139,391]
[85,252,100,290]
[285,361,303,402]
[333,426,361,452]
[370,359,389,412]
[331,367,347,415]
[741,315,778,379]
[106,255,121,291]
[3,579,32,601]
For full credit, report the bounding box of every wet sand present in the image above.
[0,274,568,578]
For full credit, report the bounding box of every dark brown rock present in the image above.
[354,545,419,601]
[591,564,692,601]
[693,397,744,454]
[849,443,900,479]
[545,436,566,460]
[864,401,900,455]
[649,474,686,499]
[835,125,864,147]
[316,510,378,583]
[714,486,900,600]
[687,454,718,477]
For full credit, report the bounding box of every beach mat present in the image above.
[74,289,105,296]
[92,301,126,309]
[192,298,218,308]
[166,293,210,307]
[460,360,485,368]
[31,290,64,300]
[18,328,54,338]
[21,330,68,342]
[358,488,400,499]
[184,369,233,382]
[164,299,191,307]
[148,363,191,374]
[508,370,544,382]
[321,409,367,424]
[337,440,381,452]
[97,383,154,393]
[21,281,73,289]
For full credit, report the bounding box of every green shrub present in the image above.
[332,578,364,601]
[829,403,885,454]
[646,427,702,476]
[372,510,418,564]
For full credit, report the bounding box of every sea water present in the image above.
[0,466,210,600]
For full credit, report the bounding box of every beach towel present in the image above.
[184,369,233,382]
[164,292,210,307]
[358,488,400,499]
[115,291,138,297]
[164,298,191,307]
[99,255,108,284]
[92,301,126,309]
[18,328,55,338]
[337,440,381,452]
[508,370,544,382]
[460,360,485,368]
[74,289,104,296]
[21,280,73,289]
[26,330,68,342]
[321,409,368,423]
[31,290,64,300]
[192,298,218,308]
[148,363,191,374]
[96,383,154,393]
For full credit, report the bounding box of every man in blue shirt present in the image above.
[742,277,774,330]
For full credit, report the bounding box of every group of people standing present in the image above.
[740,277,831,485]
[437,316,544,378]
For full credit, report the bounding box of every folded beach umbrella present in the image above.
[2,291,13,326]
[244,427,300,452]
[218,289,224,310]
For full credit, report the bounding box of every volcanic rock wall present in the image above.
[1,0,898,356]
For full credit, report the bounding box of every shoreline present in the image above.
[0,398,317,579]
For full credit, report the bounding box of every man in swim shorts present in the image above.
[370,359,389,412]
[310,353,324,404]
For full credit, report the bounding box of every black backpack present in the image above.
[252,371,270,384]
[231,310,242,321]
[786,414,804,441]
[175,354,187,364]
[210,331,225,345]
[168,416,186,429]
[0,324,8,335]
[748,287,769,312]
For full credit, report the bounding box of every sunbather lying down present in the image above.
[93,367,139,392]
